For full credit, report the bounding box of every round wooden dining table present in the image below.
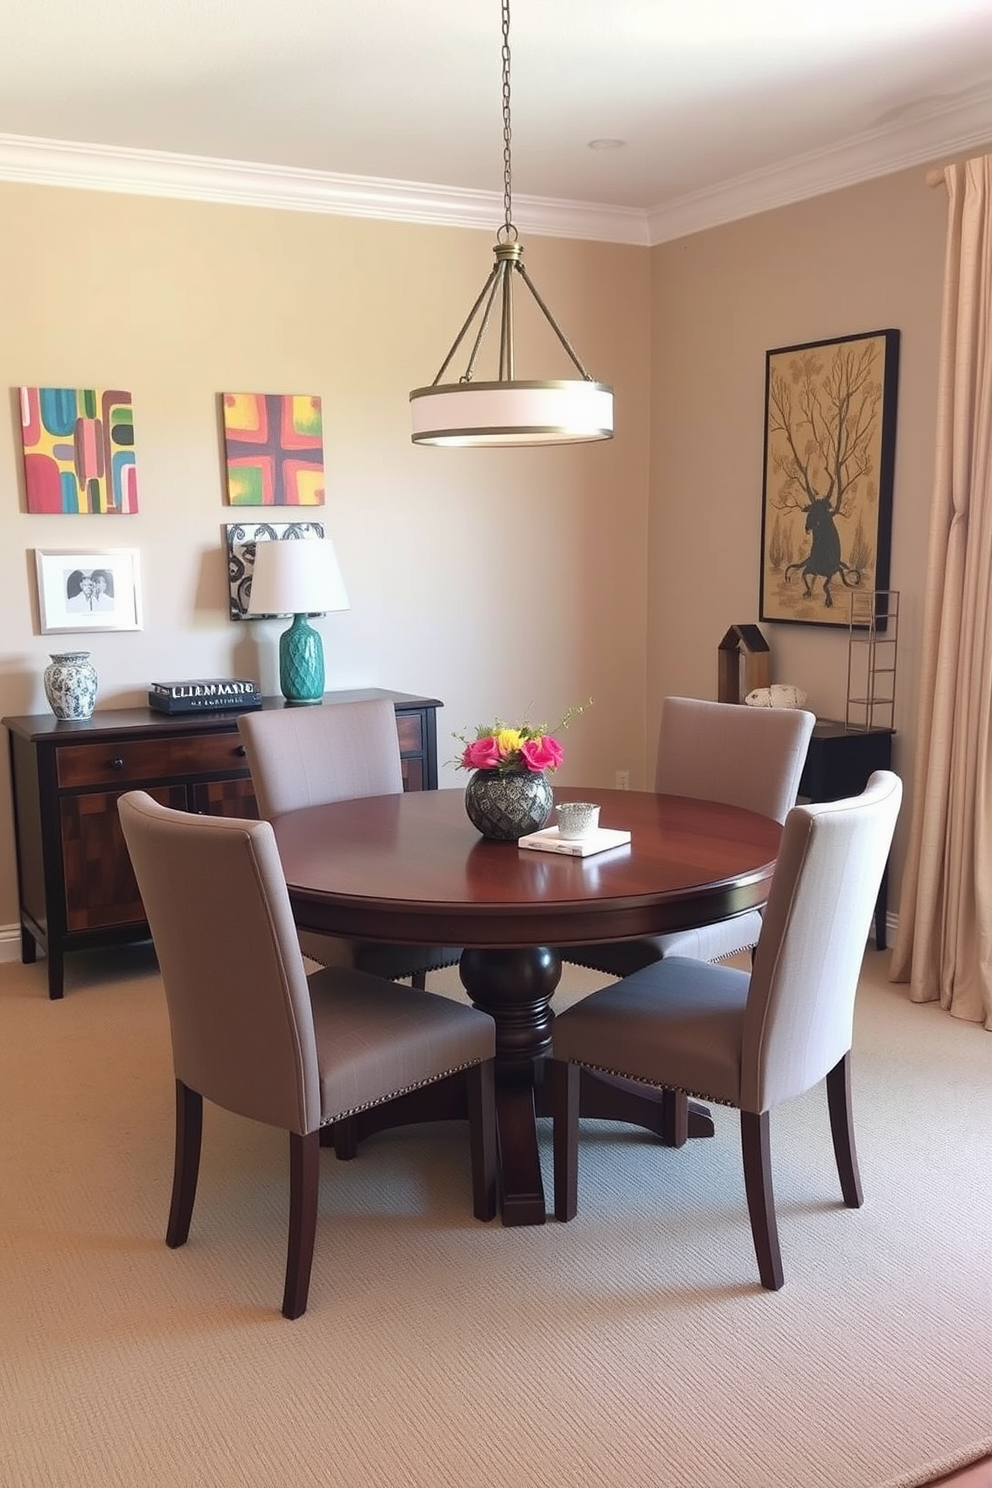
[271,786,781,1225]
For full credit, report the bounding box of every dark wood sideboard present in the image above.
[798,718,895,949]
[2,688,441,999]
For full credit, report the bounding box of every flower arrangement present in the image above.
[455,701,590,777]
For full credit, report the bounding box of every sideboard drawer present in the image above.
[55,732,249,789]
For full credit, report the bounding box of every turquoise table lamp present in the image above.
[247,538,350,704]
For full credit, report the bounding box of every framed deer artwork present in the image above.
[758,328,900,628]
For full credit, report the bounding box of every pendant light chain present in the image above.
[500,0,517,243]
[408,0,614,444]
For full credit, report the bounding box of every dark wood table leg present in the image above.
[322,944,714,1224]
[459,946,561,1226]
[569,1072,714,1142]
[322,1075,469,1156]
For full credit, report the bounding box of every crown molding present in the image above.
[0,133,649,246]
[646,86,992,244]
[1,83,991,251]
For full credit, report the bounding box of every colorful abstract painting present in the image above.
[222,392,325,506]
[20,387,139,515]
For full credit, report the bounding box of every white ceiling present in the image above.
[1,0,991,244]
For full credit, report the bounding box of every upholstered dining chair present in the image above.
[559,695,815,977]
[118,790,497,1320]
[550,770,902,1291]
[237,698,460,988]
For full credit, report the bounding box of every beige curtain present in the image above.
[890,155,992,1029]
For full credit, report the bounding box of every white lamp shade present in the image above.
[246,538,350,618]
[410,379,614,447]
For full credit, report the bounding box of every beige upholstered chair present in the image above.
[559,696,816,976]
[237,698,460,988]
[118,790,496,1319]
[550,770,902,1290]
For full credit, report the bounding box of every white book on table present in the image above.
[517,825,632,857]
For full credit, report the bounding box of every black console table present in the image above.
[798,719,895,948]
[3,688,441,999]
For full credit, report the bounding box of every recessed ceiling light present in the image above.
[588,138,626,151]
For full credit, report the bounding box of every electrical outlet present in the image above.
[615,769,630,790]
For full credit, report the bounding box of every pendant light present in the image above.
[409,0,614,447]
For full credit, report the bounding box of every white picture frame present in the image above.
[34,548,144,634]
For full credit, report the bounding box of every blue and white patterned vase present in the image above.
[43,651,99,721]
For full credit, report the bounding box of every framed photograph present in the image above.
[34,549,143,634]
[759,328,900,628]
[225,520,325,619]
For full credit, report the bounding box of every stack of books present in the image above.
[148,678,262,714]
[517,825,632,857]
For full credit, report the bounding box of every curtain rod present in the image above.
[925,168,947,188]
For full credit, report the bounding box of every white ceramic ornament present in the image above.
[744,683,808,710]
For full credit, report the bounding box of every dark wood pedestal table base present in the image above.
[272,787,781,1226]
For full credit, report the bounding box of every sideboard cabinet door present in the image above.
[61,785,188,932]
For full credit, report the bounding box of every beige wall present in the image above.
[0,162,959,937]
[649,165,951,907]
[0,182,651,932]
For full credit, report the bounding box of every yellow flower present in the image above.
[495,727,525,757]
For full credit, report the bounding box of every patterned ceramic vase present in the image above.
[464,768,554,841]
[43,651,99,721]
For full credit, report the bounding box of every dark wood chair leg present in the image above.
[740,1109,784,1290]
[826,1052,863,1208]
[551,1059,581,1221]
[412,970,427,990]
[283,1129,320,1320]
[166,1080,202,1248]
[466,1059,498,1221]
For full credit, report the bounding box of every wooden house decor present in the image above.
[717,624,771,704]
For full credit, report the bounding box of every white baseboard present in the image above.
[0,924,24,962]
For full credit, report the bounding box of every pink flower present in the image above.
[462,736,503,770]
[454,702,589,775]
[519,736,564,772]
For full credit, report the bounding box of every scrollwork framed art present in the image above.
[225,520,325,619]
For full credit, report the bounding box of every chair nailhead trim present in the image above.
[320,1058,482,1126]
[569,1060,735,1110]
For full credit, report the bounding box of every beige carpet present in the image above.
[0,944,989,1488]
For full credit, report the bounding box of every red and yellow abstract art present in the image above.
[222,392,325,506]
[20,387,139,514]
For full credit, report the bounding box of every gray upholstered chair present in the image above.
[558,695,816,975]
[237,698,460,988]
[550,770,902,1290]
[118,790,496,1320]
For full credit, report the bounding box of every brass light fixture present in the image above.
[409,0,614,447]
